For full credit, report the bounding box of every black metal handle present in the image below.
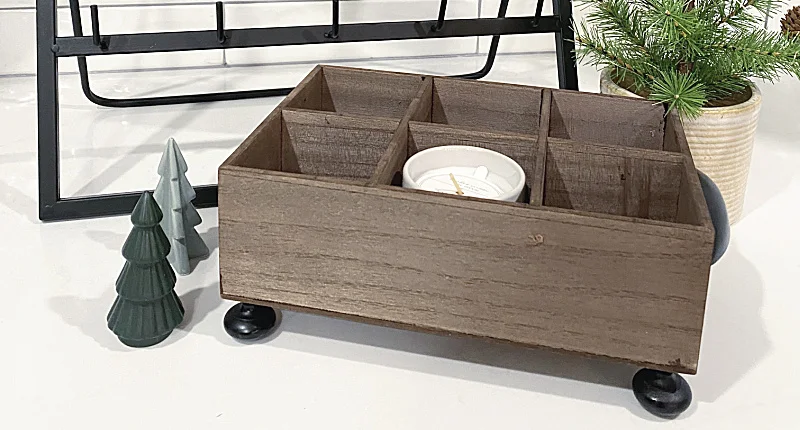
[698,171,730,265]
[325,0,340,39]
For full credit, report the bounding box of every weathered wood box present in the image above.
[218,65,715,374]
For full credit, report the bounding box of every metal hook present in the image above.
[216,2,226,44]
[532,0,545,27]
[90,5,107,49]
[324,0,339,39]
[431,0,448,32]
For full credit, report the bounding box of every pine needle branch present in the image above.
[716,0,783,30]
[713,29,800,80]
[573,0,800,117]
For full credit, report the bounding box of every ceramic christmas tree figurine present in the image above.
[154,138,209,275]
[107,191,185,347]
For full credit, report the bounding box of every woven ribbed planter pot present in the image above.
[600,71,761,224]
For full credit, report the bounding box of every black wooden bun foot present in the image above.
[698,170,730,265]
[632,369,692,419]
[223,303,277,340]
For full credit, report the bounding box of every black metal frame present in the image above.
[37,0,578,221]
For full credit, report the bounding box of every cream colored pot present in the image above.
[600,71,761,224]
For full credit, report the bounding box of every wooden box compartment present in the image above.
[232,108,399,183]
[218,66,715,374]
[548,90,666,150]
[284,65,425,119]
[543,140,687,223]
[405,122,542,203]
[430,78,543,136]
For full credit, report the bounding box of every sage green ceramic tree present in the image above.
[154,138,209,275]
[107,191,185,347]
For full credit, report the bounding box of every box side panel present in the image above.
[218,170,713,373]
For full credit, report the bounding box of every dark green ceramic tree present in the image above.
[107,191,185,347]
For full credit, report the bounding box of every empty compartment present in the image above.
[284,66,426,119]
[230,109,399,182]
[430,77,542,136]
[543,140,686,222]
[549,90,666,150]
[400,122,542,203]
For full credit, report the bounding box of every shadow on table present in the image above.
[252,245,767,421]
[48,279,225,352]
[270,308,657,418]
[690,244,769,403]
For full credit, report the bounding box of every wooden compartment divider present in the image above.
[369,76,433,186]
[531,89,552,205]
[218,65,718,375]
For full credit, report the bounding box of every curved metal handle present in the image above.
[698,171,730,265]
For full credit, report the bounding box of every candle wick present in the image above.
[449,173,464,195]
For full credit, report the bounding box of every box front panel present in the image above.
[219,169,713,373]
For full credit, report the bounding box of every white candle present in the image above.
[402,145,525,202]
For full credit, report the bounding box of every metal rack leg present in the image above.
[37,0,61,219]
[553,0,579,90]
[454,0,509,79]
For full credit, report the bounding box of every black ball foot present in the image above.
[632,369,692,419]
[698,170,730,264]
[223,303,277,341]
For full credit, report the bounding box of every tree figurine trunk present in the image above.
[154,138,209,275]
[107,191,185,347]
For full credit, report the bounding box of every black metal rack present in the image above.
[37,0,579,221]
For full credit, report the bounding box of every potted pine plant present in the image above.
[574,0,800,223]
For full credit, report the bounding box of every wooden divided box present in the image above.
[218,65,715,374]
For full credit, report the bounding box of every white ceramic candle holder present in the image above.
[402,145,526,202]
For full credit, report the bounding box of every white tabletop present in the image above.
[1,56,798,429]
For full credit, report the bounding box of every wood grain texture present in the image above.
[407,121,539,200]
[219,66,717,375]
[531,89,553,205]
[218,167,714,373]
[544,140,684,222]
[549,90,666,150]
[665,113,714,227]
[369,77,433,186]
[284,66,323,111]
[228,109,282,171]
[281,109,399,180]
[431,77,542,136]
[321,66,426,119]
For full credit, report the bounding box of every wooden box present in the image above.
[218,65,715,374]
